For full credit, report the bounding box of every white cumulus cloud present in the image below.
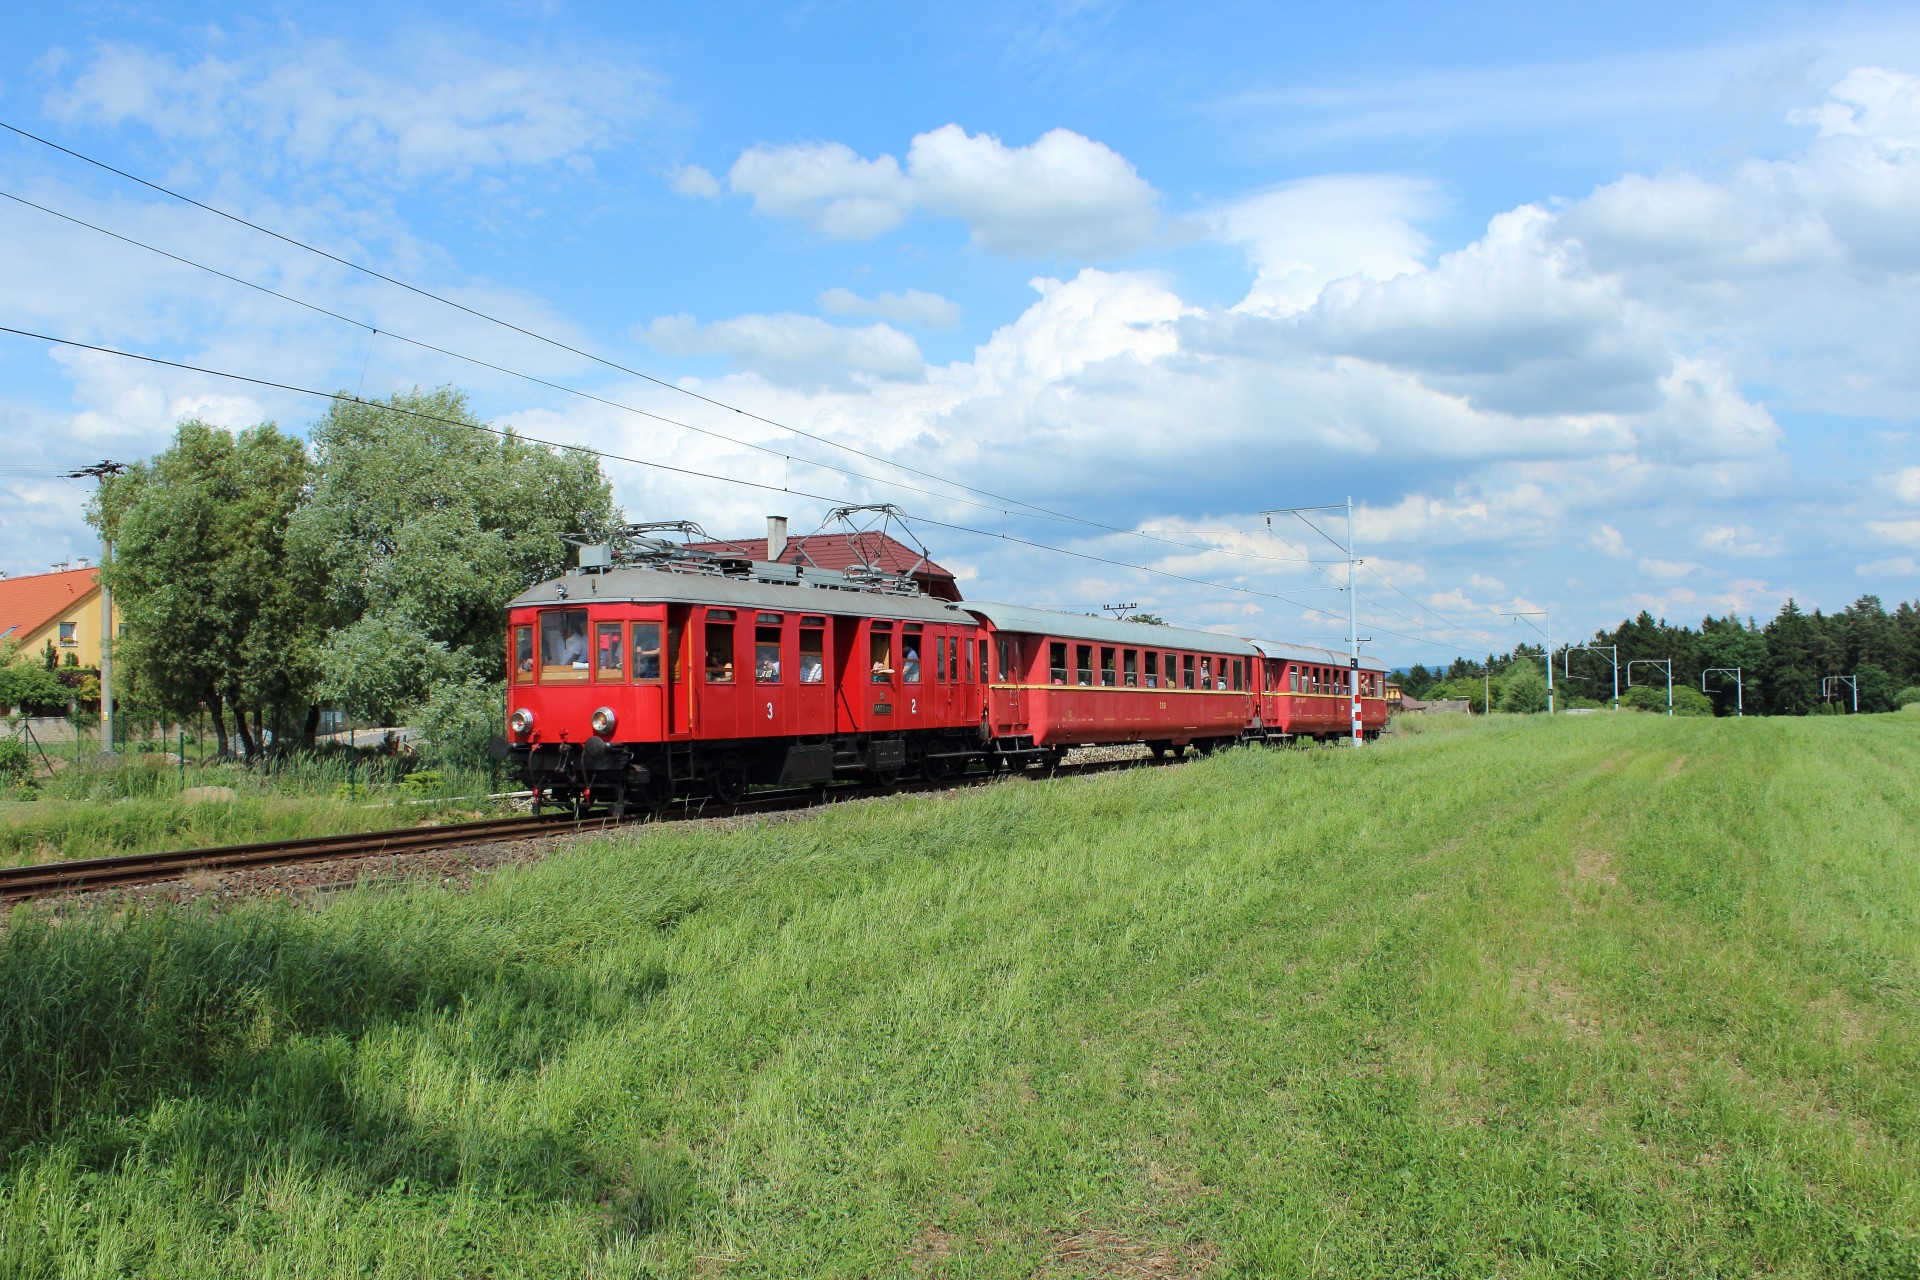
[819,287,961,329]
[641,313,925,388]
[727,125,1159,258]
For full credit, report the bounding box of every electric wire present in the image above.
[0,183,1347,577]
[0,120,1347,571]
[0,324,1414,628]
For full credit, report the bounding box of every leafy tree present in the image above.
[316,614,470,727]
[0,641,69,713]
[415,678,505,770]
[1896,685,1920,709]
[1497,661,1549,713]
[91,420,322,757]
[290,387,618,685]
[1124,613,1167,626]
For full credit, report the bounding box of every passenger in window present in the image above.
[902,646,921,683]
[561,623,588,667]
[635,641,661,681]
[516,629,534,676]
[1199,658,1213,690]
[802,656,824,683]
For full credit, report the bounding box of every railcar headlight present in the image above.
[509,707,534,736]
[590,706,617,737]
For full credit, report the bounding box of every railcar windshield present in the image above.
[513,624,534,683]
[540,609,590,681]
[596,623,624,679]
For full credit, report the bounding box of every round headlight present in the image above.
[509,707,534,736]
[590,706,617,737]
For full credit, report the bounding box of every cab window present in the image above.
[539,608,590,682]
[513,624,534,684]
[631,621,662,681]
[704,610,735,683]
[596,623,625,680]
[799,619,826,684]
[756,613,783,683]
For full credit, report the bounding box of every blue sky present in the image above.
[4,1,1920,664]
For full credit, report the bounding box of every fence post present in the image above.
[179,725,186,792]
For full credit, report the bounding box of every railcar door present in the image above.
[666,606,692,737]
[995,634,1022,729]
[833,616,862,733]
[900,623,926,731]
[794,613,831,735]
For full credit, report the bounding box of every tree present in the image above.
[91,420,322,756]
[0,641,69,714]
[290,387,619,685]
[1497,661,1549,713]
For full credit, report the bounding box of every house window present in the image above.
[1144,651,1158,689]
[1049,641,1067,685]
[1183,655,1195,690]
[596,623,625,680]
[513,625,534,683]
[756,613,783,683]
[631,622,662,681]
[871,623,895,683]
[1075,644,1093,686]
[540,608,590,681]
[799,622,825,684]
[1100,647,1116,686]
[1123,650,1138,687]
[705,611,736,683]
[58,621,77,645]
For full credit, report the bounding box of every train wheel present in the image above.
[1147,740,1169,759]
[1195,739,1217,757]
[710,759,748,804]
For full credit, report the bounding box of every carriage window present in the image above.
[1232,659,1244,692]
[902,625,923,683]
[631,622,662,681]
[948,634,960,682]
[1100,647,1117,686]
[1290,666,1300,692]
[997,637,1017,683]
[1199,657,1214,689]
[540,608,591,681]
[1050,641,1068,685]
[799,625,825,683]
[704,615,735,683]
[1076,645,1093,686]
[596,623,625,680]
[1183,655,1195,689]
[871,624,895,684]
[1123,650,1138,686]
[1144,651,1158,689]
[756,614,783,683]
[513,625,534,683]
[934,636,946,684]
[1166,653,1178,687]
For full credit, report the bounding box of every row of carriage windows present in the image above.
[519,607,1386,696]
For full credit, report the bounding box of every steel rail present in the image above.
[0,752,1201,904]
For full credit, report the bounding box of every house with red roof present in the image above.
[0,566,118,669]
[685,518,963,601]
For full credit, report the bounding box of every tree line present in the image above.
[1397,596,1920,715]
[85,387,618,758]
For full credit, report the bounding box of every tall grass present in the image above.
[1,714,1916,1276]
[0,753,509,864]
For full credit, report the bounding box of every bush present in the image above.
[0,737,31,783]
[1893,686,1920,709]
[413,678,504,771]
[398,769,445,798]
[1620,683,1715,715]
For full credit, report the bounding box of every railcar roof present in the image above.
[961,600,1259,656]
[1247,637,1389,672]
[509,566,972,623]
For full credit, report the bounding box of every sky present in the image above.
[3,1,1919,666]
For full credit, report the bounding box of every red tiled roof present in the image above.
[0,567,98,645]
[685,532,960,599]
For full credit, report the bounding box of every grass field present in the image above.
[2,714,1916,1277]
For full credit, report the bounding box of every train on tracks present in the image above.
[501,520,1389,814]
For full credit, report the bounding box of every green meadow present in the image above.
[2,713,1916,1277]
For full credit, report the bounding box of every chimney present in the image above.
[767,515,788,562]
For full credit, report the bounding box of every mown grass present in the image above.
[0,758,508,865]
[2,714,1916,1277]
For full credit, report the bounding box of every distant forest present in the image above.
[1397,595,1920,716]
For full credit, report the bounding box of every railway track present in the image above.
[0,753,1187,904]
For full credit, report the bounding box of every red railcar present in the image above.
[1248,638,1391,742]
[504,559,982,811]
[964,602,1259,760]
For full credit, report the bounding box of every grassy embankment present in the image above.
[0,756,508,866]
[2,713,1916,1277]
